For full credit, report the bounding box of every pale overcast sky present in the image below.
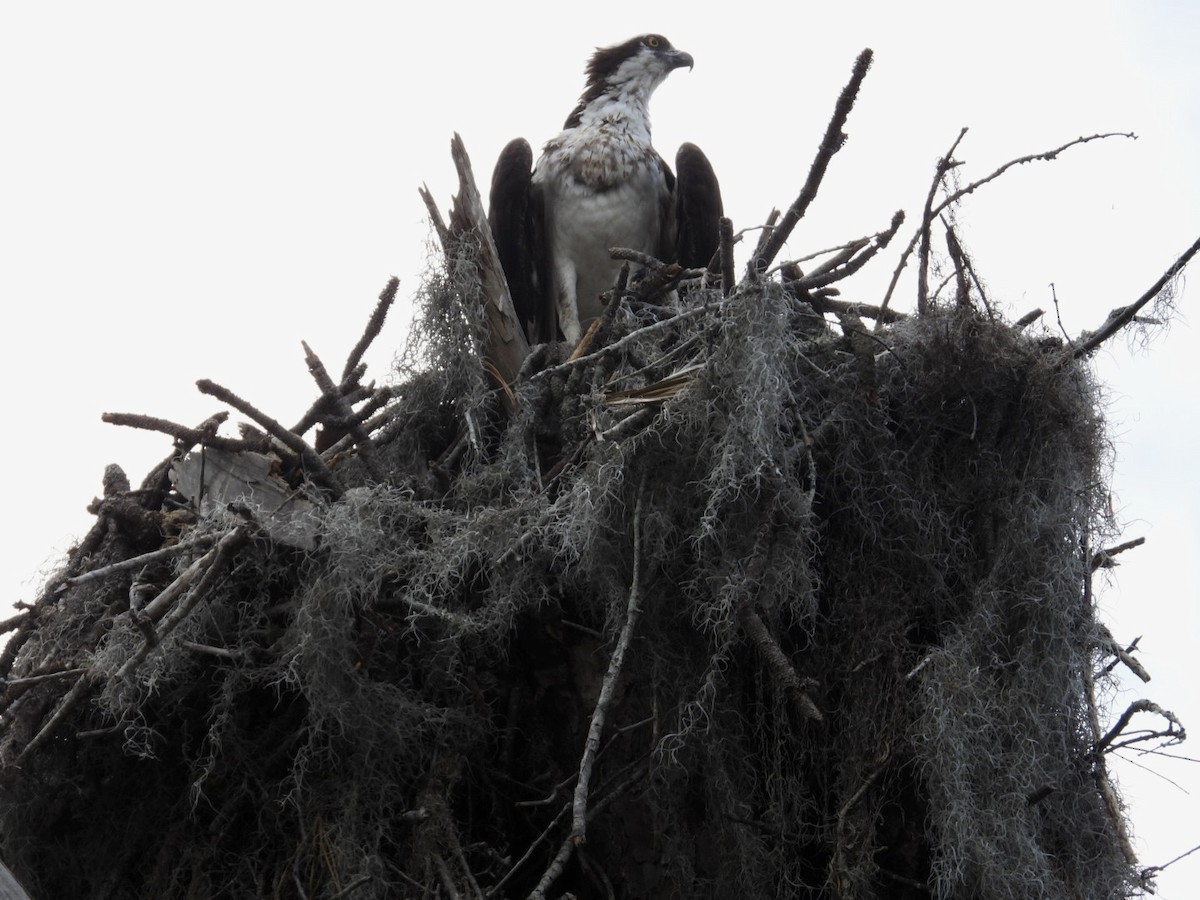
[2,2,1197,895]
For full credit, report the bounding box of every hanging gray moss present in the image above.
[0,265,1165,899]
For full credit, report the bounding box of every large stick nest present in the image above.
[0,48,1191,900]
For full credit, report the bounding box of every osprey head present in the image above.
[583,34,693,100]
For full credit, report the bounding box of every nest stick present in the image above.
[1082,641,1139,865]
[117,528,248,679]
[63,538,217,588]
[749,48,874,276]
[738,604,823,723]
[1072,232,1200,358]
[750,208,781,262]
[4,667,87,689]
[101,411,240,452]
[792,210,906,291]
[719,217,735,296]
[301,341,385,480]
[527,488,646,900]
[343,276,399,381]
[917,128,968,313]
[16,671,98,764]
[140,533,233,622]
[197,378,342,497]
[1090,536,1146,571]
[571,487,646,841]
[0,612,29,636]
[1096,699,1182,753]
[489,803,569,899]
[532,299,726,381]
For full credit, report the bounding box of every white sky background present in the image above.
[2,0,1197,894]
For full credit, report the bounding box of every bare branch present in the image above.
[1097,699,1184,753]
[749,49,874,275]
[572,485,646,841]
[880,131,1136,321]
[788,210,906,292]
[1091,536,1145,571]
[61,538,217,588]
[196,378,342,497]
[101,411,242,452]
[1072,233,1200,358]
[739,604,823,722]
[343,276,399,381]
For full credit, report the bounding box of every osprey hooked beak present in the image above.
[667,48,694,72]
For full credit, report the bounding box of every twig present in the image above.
[597,407,656,442]
[1142,842,1200,885]
[750,48,874,275]
[832,748,890,888]
[1072,233,1200,358]
[1099,631,1149,682]
[1097,699,1183,753]
[451,835,486,900]
[1098,627,1151,683]
[180,641,239,661]
[837,753,888,826]
[196,378,343,497]
[807,293,906,323]
[140,530,239,622]
[487,803,569,899]
[525,836,574,900]
[375,592,479,632]
[445,133,531,404]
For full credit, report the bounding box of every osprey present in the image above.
[488,34,723,345]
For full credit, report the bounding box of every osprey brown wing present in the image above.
[674,142,724,272]
[488,138,548,343]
